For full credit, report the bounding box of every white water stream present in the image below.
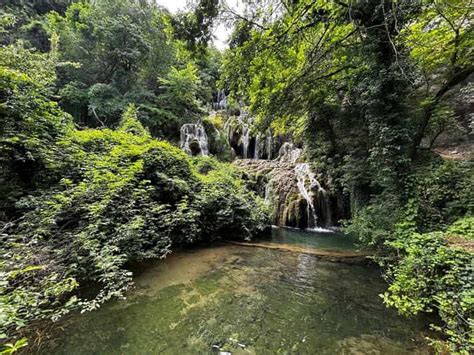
[294,163,324,228]
[180,123,209,156]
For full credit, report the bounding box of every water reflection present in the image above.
[269,227,358,251]
[42,230,429,355]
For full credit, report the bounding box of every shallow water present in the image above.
[42,229,429,354]
[266,227,358,251]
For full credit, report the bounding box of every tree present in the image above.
[154,63,205,137]
[404,0,473,156]
[170,0,219,52]
[47,0,176,127]
[222,0,417,209]
[0,42,71,216]
[0,0,73,51]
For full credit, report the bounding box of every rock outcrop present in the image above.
[234,159,334,229]
[180,123,209,156]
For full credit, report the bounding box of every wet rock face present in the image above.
[180,123,209,156]
[213,89,228,110]
[277,142,302,163]
[223,113,277,160]
[234,159,335,229]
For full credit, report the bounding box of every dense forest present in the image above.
[0,0,472,354]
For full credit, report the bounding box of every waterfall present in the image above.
[242,124,250,158]
[224,117,235,143]
[316,188,332,227]
[213,89,227,110]
[232,110,251,159]
[180,123,209,156]
[264,179,273,202]
[265,130,273,160]
[254,134,260,159]
[278,142,302,163]
[234,159,334,230]
[294,163,323,228]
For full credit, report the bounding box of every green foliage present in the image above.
[402,0,472,75]
[0,39,265,349]
[222,0,418,209]
[346,159,473,352]
[1,104,269,349]
[0,14,236,353]
[43,0,219,135]
[1,0,223,140]
[202,114,234,161]
[87,83,124,126]
[222,0,472,203]
[1,0,472,352]
[0,337,28,354]
[222,4,473,350]
[117,104,149,137]
[47,0,160,88]
[170,0,219,52]
[0,0,70,52]
[155,63,204,137]
[382,217,474,353]
[343,192,403,248]
[405,159,474,232]
[0,42,72,213]
[346,159,473,244]
[448,217,474,239]
[0,13,16,33]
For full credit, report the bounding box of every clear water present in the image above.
[267,227,357,251]
[41,229,429,354]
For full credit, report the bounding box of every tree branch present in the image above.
[410,65,474,157]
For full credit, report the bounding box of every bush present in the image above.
[0,43,73,217]
[406,159,474,232]
[345,158,473,352]
[345,159,473,247]
[343,191,403,248]
[383,217,474,353]
[0,109,270,349]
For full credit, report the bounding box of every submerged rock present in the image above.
[225,240,373,265]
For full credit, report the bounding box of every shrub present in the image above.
[0,110,270,349]
[345,159,473,352]
[383,217,473,353]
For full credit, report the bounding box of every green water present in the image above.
[267,227,357,251]
[42,229,429,354]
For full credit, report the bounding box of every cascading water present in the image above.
[228,109,253,159]
[213,89,227,110]
[180,123,209,156]
[207,92,336,229]
[264,180,273,202]
[224,118,234,143]
[241,124,250,158]
[254,134,260,159]
[278,142,302,163]
[209,93,334,228]
[236,159,334,230]
[316,188,332,227]
[294,163,319,228]
[265,130,273,160]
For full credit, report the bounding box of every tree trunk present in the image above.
[410,66,473,158]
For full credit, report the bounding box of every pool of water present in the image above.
[41,229,429,354]
[266,227,358,251]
